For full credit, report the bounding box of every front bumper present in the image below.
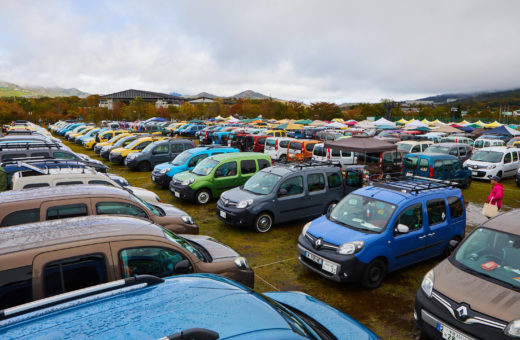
[100,148,113,159]
[151,171,171,187]
[468,167,496,179]
[75,139,84,145]
[109,153,124,164]
[124,157,139,169]
[414,288,508,340]
[94,144,105,154]
[169,182,197,201]
[216,200,256,228]
[297,234,367,283]
[84,142,96,149]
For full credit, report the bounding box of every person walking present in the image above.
[487,175,504,210]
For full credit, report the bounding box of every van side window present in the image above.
[434,160,443,173]
[504,153,512,164]
[153,145,169,154]
[258,159,270,169]
[0,266,33,309]
[419,158,429,172]
[119,247,186,278]
[427,199,447,226]
[171,143,184,152]
[307,173,325,192]
[43,254,107,297]
[241,160,257,174]
[459,147,466,156]
[327,172,342,188]
[47,204,88,220]
[341,150,352,157]
[449,148,458,156]
[56,181,83,186]
[53,152,76,160]
[188,154,207,167]
[513,152,519,162]
[444,159,453,172]
[2,154,25,161]
[279,176,303,196]
[448,197,464,219]
[279,140,289,148]
[215,162,237,177]
[331,149,340,157]
[453,161,462,170]
[1,208,40,227]
[23,183,50,189]
[404,156,418,170]
[88,180,114,186]
[257,137,266,145]
[411,145,421,153]
[395,204,423,234]
[96,202,147,218]
[313,146,325,157]
[31,152,50,158]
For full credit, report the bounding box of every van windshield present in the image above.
[171,150,194,165]
[397,144,413,152]
[113,136,134,147]
[125,139,144,149]
[453,228,520,290]
[163,229,206,261]
[471,150,503,163]
[329,194,396,233]
[243,172,281,195]
[424,146,449,154]
[192,158,219,176]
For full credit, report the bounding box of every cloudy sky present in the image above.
[0,0,519,103]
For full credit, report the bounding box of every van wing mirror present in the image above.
[278,188,288,196]
[397,224,410,234]
[174,259,192,274]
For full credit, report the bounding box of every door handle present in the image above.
[428,233,435,237]
[418,235,427,239]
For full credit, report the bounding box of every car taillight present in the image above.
[379,153,383,167]
[275,140,279,150]
[206,131,208,138]
[327,149,331,160]
[429,166,433,178]
[302,144,305,152]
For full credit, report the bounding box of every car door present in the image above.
[423,197,449,258]
[150,144,170,165]
[170,143,185,160]
[239,159,257,184]
[304,172,328,217]
[390,203,430,270]
[503,152,514,177]
[274,175,305,222]
[443,159,454,179]
[213,161,239,196]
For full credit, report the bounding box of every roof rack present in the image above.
[371,176,457,193]
[0,275,163,322]
[277,159,342,169]
[0,142,62,150]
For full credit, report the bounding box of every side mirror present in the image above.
[397,224,410,234]
[174,259,192,274]
[278,188,288,196]
[449,239,460,249]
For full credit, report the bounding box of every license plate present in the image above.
[174,191,180,198]
[472,171,478,176]
[220,210,226,219]
[438,323,469,340]
[305,251,323,265]
[406,172,413,177]
[322,260,338,274]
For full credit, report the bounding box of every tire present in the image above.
[462,178,471,189]
[324,201,337,215]
[279,155,287,162]
[195,189,211,205]
[361,259,387,289]
[254,212,274,233]
[138,161,151,172]
[497,171,503,179]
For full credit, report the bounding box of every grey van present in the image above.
[124,139,195,171]
[217,163,362,232]
[423,142,473,163]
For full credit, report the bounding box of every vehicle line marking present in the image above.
[255,273,280,291]
[253,257,298,269]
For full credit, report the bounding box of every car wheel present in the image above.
[361,259,387,289]
[279,155,287,162]
[462,178,471,189]
[138,161,151,172]
[324,201,337,215]
[254,212,273,233]
[195,189,211,205]
[497,171,503,179]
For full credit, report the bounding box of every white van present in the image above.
[396,140,433,153]
[441,136,474,146]
[264,137,294,161]
[464,146,520,180]
[11,168,161,203]
[473,138,505,149]
[312,143,356,169]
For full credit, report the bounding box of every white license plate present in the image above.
[174,191,180,198]
[220,210,226,219]
[406,172,413,176]
[322,260,338,274]
[438,323,469,340]
[472,171,478,176]
[305,251,323,265]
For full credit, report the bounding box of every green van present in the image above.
[170,152,272,204]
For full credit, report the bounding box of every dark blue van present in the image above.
[402,153,472,188]
[298,179,466,288]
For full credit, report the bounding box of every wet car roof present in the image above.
[0,215,161,255]
[482,210,520,236]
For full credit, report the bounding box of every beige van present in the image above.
[10,168,161,203]
[0,185,198,234]
[0,215,253,309]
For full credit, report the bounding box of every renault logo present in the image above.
[314,238,323,249]
[456,306,468,321]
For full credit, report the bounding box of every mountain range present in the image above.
[182,90,272,100]
[418,88,520,105]
[0,81,89,98]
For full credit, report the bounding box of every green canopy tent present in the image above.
[295,119,313,125]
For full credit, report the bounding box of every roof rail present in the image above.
[371,176,458,193]
[277,159,342,169]
[0,142,62,151]
[0,275,164,322]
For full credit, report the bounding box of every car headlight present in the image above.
[301,222,311,237]
[127,154,136,160]
[487,164,496,169]
[505,319,520,338]
[181,215,194,224]
[234,257,250,270]
[421,269,434,298]
[181,178,195,185]
[337,241,364,255]
[237,199,253,209]
[160,167,171,174]
[101,146,109,151]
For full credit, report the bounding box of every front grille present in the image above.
[305,233,338,251]
[219,198,237,207]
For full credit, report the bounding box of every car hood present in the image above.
[265,291,379,340]
[154,162,171,171]
[183,235,240,262]
[154,202,187,216]
[465,160,495,166]
[173,171,203,182]
[221,187,261,202]
[127,186,159,202]
[111,147,125,154]
[307,215,381,246]
[433,260,520,323]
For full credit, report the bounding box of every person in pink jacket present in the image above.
[487,176,504,209]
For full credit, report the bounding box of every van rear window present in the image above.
[306,143,316,152]
[1,209,40,227]
[404,156,418,170]
[289,142,302,151]
[279,140,289,148]
[266,139,276,147]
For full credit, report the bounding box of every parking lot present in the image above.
[64,140,520,339]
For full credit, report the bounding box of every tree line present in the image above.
[0,95,518,124]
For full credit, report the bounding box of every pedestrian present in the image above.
[0,166,7,192]
[488,176,504,209]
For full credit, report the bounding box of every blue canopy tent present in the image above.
[481,125,520,137]
[458,126,475,133]
[145,117,168,123]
